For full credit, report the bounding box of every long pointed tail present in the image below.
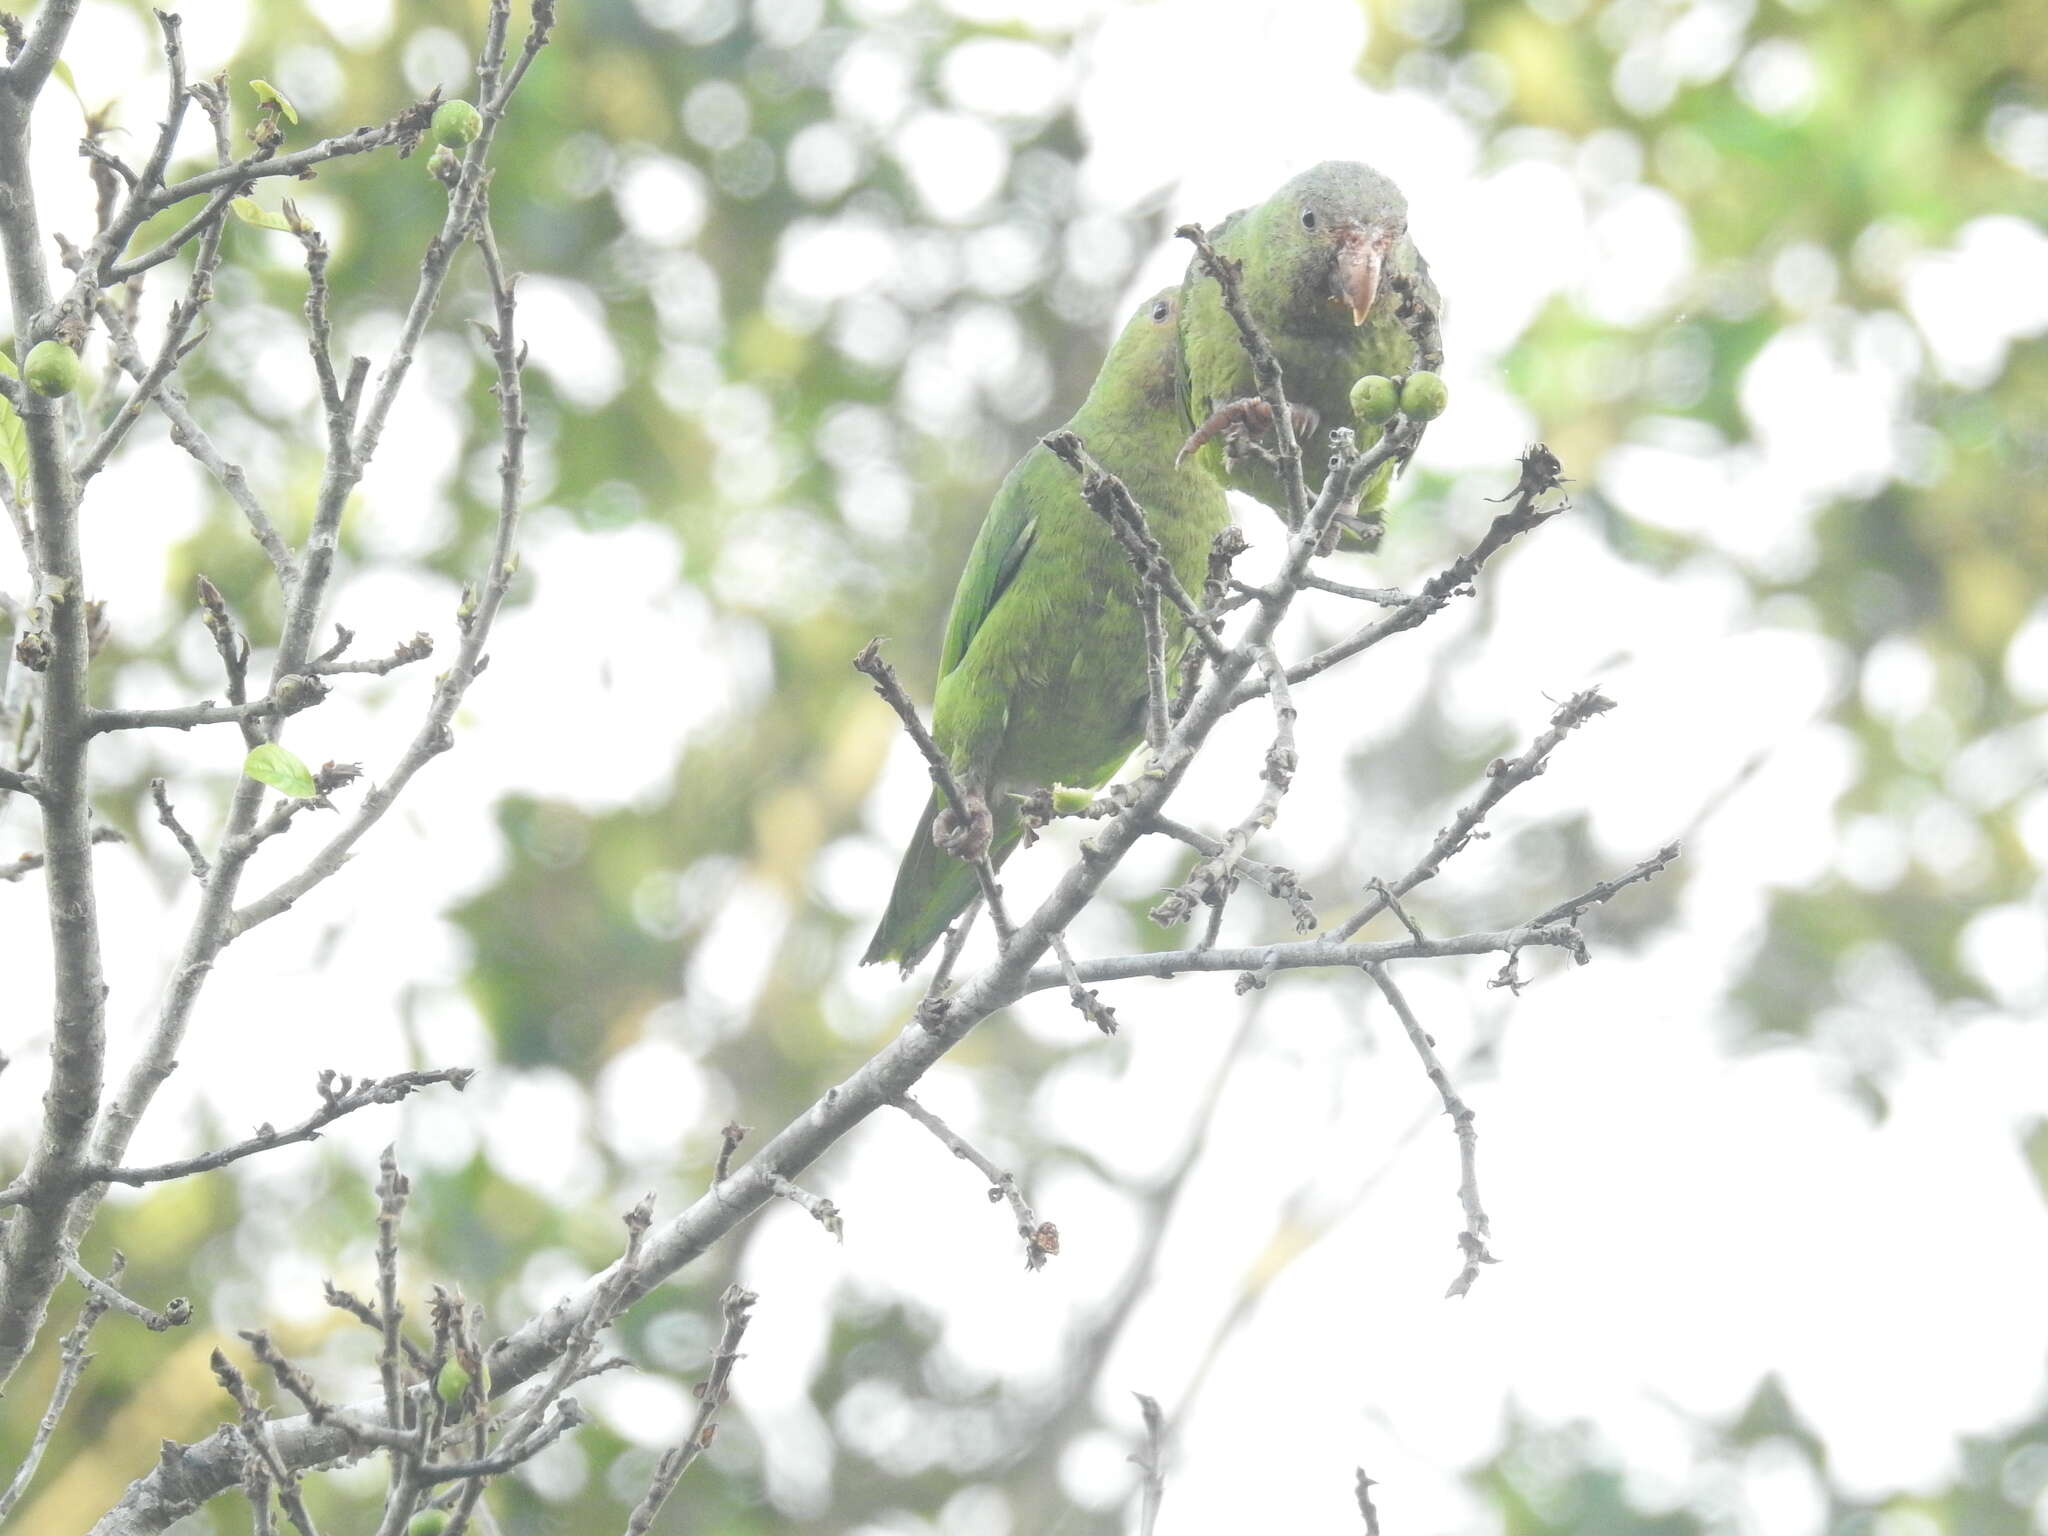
[862,792,1023,971]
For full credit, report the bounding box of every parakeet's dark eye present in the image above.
[1299,208,1317,230]
[1150,299,1170,322]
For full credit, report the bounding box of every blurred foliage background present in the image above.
[1,0,2045,1531]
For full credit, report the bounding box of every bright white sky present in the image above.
[4,1,2048,1533]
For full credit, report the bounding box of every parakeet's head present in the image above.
[1092,285,1184,411]
[1249,161,1410,331]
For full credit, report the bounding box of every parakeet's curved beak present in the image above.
[1332,225,1384,327]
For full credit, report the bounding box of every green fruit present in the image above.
[24,340,81,398]
[1348,374,1399,425]
[431,100,482,149]
[408,1512,450,1536]
[434,1360,471,1409]
[1398,371,1448,421]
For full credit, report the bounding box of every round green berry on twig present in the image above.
[24,340,82,398]
[432,99,482,149]
[1349,374,1399,425]
[1398,370,1448,422]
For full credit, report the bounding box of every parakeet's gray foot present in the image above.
[932,792,994,861]
[1176,397,1319,468]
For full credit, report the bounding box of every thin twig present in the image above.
[1176,222,1311,526]
[93,296,293,579]
[1138,590,1168,753]
[1172,525,1249,717]
[1356,1468,1381,1536]
[212,1347,322,1536]
[915,894,983,1032]
[1366,965,1495,1297]
[1528,841,1681,927]
[852,640,1018,950]
[73,171,228,483]
[310,631,435,677]
[1042,430,1229,665]
[1332,683,1614,942]
[373,1148,410,1477]
[1244,445,1567,702]
[1151,646,1297,927]
[1048,929,1119,1034]
[413,1401,584,1484]
[1131,1392,1168,1536]
[1151,816,1315,931]
[1302,572,1410,605]
[1022,922,1590,994]
[0,1251,117,1519]
[0,1070,473,1207]
[623,1284,756,1534]
[713,1122,749,1185]
[1368,877,1425,942]
[150,779,210,880]
[767,1173,842,1242]
[88,675,328,734]
[63,1253,191,1333]
[895,1094,1057,1270]
[0,823,122,883]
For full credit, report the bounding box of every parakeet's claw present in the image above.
[1176,397,1320,468]
[932,792,994,862]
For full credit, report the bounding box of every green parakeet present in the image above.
[863,289,1232,970]
[1177,161,1441,517]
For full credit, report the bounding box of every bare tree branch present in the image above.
[0,822,121,882]
[0,0,81,98]
[62,1253,191,1334]
[1130,1391,1168,1536]
[1529,841,1682,927]
[1333,681,1613,942]
[1367,964,1496,1297]
[88,674,328,734]
[623,1284,756,1534]
[768,1173,844,1242]
[149,778,210,881]
[1151,645,1297,928]
[92,295,294,579]
[1176,221,1312,525]
[1355,1467,1382,1536]
[895,1094,1058,1270]
[1044,429,1230,665]
[0,16,112,1392]
[73,131,227,486]
[0,1250,116,1520]
[1151,815,1316,930]
[853,639,1019,952]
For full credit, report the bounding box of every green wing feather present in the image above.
[939,482,1037,678]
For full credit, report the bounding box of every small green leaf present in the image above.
[51,59,86,111]
[244,743,317,798]
[0,352,28,492]
[248,79,298,124]
[230,198,298,233]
